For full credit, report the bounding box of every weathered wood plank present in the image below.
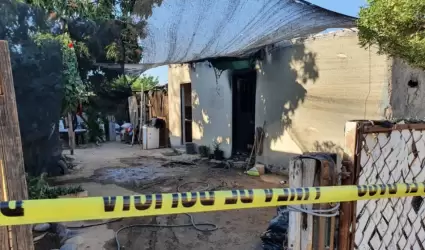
[301,159,316,250]
[67,112,75,155]
[0,160,10,249]
[0,40,34,250]
[339,121,360,250]
[288,159,302,250]
[317,161,330,250]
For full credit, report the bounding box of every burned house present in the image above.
[168,30,425,170]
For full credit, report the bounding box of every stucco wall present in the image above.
[168,64,191,147]
[256,31,391,168]
[168,31,425,169]
[168,63,233,157]
[190,63,232,157]
[390,58,425,119]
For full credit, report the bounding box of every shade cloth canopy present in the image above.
[112,0,356,74]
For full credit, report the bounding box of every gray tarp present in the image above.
[101,0,356,74]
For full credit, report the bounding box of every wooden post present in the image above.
[288,159,302,250]
[108,116,116,141]
[339,122,360,250]
[317,161,330,250]
[128,96,137,145]
[288,158,316,250]
[300,159,316,250]
[67,112,75,155]
[139,89,144,145]
[0,41,34,250]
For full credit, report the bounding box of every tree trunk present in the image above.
[67,112,75,155]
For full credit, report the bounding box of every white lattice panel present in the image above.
[355,129,425,249]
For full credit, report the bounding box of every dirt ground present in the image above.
[50,142,287,250]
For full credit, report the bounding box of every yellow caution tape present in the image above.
[0,182,424,226]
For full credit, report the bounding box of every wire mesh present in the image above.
[354,126,425,249]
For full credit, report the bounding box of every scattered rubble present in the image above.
[162,160,196,167]
[33,223,51,232]
[232,161,247,169]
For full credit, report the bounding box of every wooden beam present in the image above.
[67,112,75,155]
[0,40,34,250]
[301,159,316,250]
[317,161,329,250]
[338,121,360,250]
[363,123,425,133]
[288,158,316,250]
[288,159,302,250]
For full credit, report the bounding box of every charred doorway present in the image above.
[232,70,256,154]
[180,83,192,144]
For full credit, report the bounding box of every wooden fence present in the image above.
[129,85,169,147]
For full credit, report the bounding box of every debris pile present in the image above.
[261,207,289,250]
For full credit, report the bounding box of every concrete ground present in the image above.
[49,142,287,250]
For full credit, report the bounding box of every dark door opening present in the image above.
[232,70,256,154]
[180,83,192,144]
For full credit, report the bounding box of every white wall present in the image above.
[255,31,390,169]
[190,62,232,158]
[168,31,422,170]
[390,58,425,119]
[168,64,191,147]
[168,63,233,157]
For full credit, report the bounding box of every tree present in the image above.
[358,0,425,69]
[23,0,163,66]
[23,0,164,124]
[1,0,163,175]
[111,74,159,91]
[129,74,159,92]
[0,0,65,175]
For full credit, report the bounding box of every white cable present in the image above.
[290,203,340,213]
[277,204,340,218]
[288,206,339,218]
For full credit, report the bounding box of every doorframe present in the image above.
[180,83,191,145]
[180,84,186,145]
[231,69,257,155]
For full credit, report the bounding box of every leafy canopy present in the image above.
[130,74,159,92]
[21,0,163,117]
[22,0,163,63]
[111,74,159,91]
[358,0,425,69]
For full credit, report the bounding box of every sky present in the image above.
[142,0,367,85]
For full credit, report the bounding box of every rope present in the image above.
[114,181,218,250]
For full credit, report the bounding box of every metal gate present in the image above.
[340,121,425,249]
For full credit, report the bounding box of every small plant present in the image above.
[212,141,221,152]
[27,173,85,200]
[198,145,210,158]
[212,141,224,160]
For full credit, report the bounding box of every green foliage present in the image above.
[212,141,221,152]
[198,145,210,157]
[128,74,159,92]
[105,42,119,61]
[23,0,163,64]
[109,74,159,91]
[358,0,425,69]
[21,0,164,124]
[27,173,84,199]
[33,32,88,114]
[19,0,114,20]
[83,109,105,142]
